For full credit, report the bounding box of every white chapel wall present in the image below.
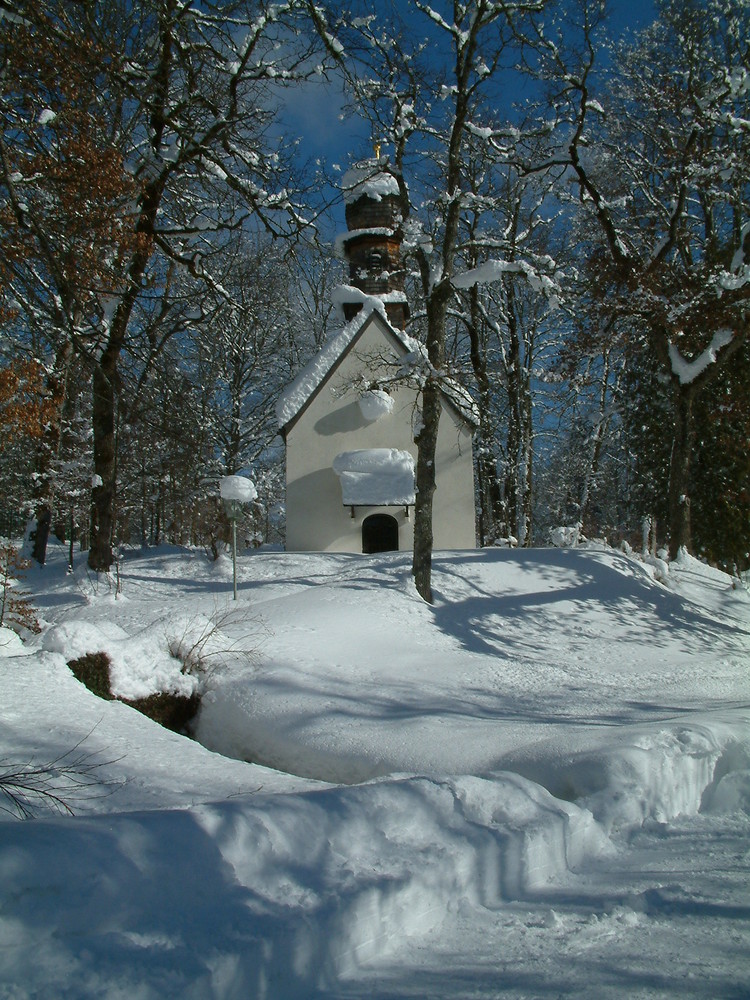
[284,315,476,553]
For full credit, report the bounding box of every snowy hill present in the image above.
[1,542,749,998]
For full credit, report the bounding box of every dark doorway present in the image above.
[362,513,399,554]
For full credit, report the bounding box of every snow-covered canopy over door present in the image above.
[332,449,415,506]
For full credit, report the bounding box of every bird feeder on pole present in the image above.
[219,475,257,600]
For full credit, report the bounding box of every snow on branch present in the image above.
[452,257,562,308]
[412,2,459,39]
[465,122,521,150]
[668,328,734,385]
[722,221,750,290]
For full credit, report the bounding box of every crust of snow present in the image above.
[334,226,398,258]
[332,448,415,505]
[40,619,199,700]
[342,160,400,205]
[219,475,257,503]
[332,284,409,309]
[1,543,749,996]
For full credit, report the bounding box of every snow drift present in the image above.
[0,543,748,998]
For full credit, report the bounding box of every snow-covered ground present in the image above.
[1,540,749,998]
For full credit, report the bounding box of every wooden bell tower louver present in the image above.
[340,158,409,330]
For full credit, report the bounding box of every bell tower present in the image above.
[339,156,409,330]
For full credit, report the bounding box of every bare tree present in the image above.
[530,0,750,557]
[1,0,333,571]
[453,156,567,546]
[318,0,549,600]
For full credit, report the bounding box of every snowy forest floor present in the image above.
[0,541,749,998]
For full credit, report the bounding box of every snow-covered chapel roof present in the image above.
[276,301,413,432]
[275,301,478,435]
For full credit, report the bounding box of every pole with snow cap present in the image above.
[219,476,257,600]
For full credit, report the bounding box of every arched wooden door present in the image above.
[362,513,399,554]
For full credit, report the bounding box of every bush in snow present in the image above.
[67,652,113,701]
[166,607,266,684]
[549,526,584,548]
[123,690,201,733]
[67,649,201,735]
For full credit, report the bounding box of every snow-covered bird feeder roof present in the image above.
[219,475,257,503]
[342,160,400,205]
[332,449,415,506]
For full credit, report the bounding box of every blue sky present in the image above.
[282,0,659,175]
[607,0,658,36]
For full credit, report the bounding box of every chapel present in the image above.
[276,157,476,554]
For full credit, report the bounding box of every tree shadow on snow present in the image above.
[429,548,747,662]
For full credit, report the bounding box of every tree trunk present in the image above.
[578,352,614,538]
[476,447,503,546]
[30,341,71,565]
[518,393,533,546]
[466,285,502,545]
[31,510,52,567]
[503,284,534,545]
[504,405,520,540]
[411,253,452,602]
[667,382,694,559]
[504,290,521,540]
[88,362,117,572]
[86,176,161,570]
[412,379,442,603]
